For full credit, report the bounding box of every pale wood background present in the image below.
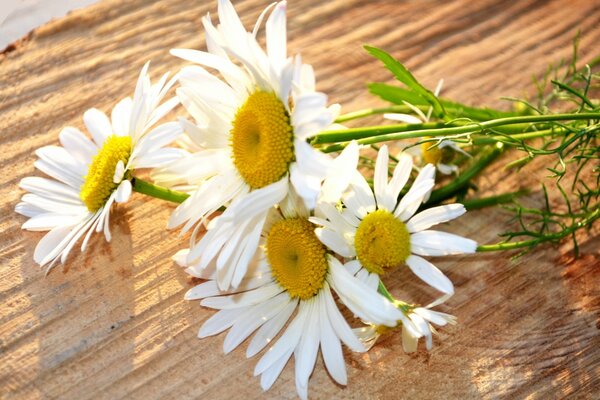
[1,0,599,399]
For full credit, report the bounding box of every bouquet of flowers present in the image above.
[14,1,598,399]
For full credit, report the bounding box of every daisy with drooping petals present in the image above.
[312,144,477,296]
[15,63,183,272]
[384,79,471,175]
[354,294,456,353]
[154,0,342,290]
[178,191,405,400]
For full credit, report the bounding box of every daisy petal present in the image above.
[83,108,113,146]
[406,203,466,233]
[405,255,454,294]
[410,230,477,256]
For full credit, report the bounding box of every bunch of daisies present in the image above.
[16,1,478,398]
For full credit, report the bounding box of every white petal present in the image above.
[394,176,435,221]
[328,257,403,327]
[294,298,320,400]
[59,127,97,164]
[294,139,332,178]
[266,1,286,72]
[113,160,126,184]
[198,308,247,338]
[382,152,412,211]
[247,298,298,357]
[200,283,283,310]
[405,255,454,294]
[22,213,83,231]
[292,93,328,127]
[83,108,113,146]
[315,228,354,258]
[321,286,364,352]
[229,178,288,223]
[19,176,81,204]
[35,146,85,188]
[290,163,321,210]
[114,180,132,203]
[33,223,77,265]
[373,145,389,209]
[402,324,419,353]
[132,148,188,169]
[406,203,466,233]
[255,301,308,375]
[320,140,359,204]
[384,113,423,124]
[111,97,133,137]
[223,292,290,354]
[410,230,477,256]
[343,171,376,219]
[317,292,347,385]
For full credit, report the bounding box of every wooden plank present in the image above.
[0,0,598,399]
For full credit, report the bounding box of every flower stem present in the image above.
[314,112,600,152]
[471,128,563,145]
[426,143,504,205]
[131,178,189,204]
[461,190,528,211]
[476,206,599,252]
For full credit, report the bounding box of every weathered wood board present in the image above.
[1,0,599,399]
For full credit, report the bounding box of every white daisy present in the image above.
[353,294,456,353]
[384,79,471,175]
[15,63,183,272]
[401,294,457,353]
[312,144,477,295]
[178,192,405,400]
[156,0,341,289]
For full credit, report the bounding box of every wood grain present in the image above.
[1,0,599,399]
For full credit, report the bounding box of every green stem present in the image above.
[477,207,599,252]
[426,143,504,205]
[471,128,561,145]
[462,190,528,211]
[131,178,190,204]
[314,112,600,152]
[377,281,412,313]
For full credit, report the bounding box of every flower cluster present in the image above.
[25,1,600,399]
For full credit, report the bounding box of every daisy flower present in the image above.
[178,191,405,400]
[312,144,477,296]
[401,294,457,353]
[354,294,456,353]
[15,63,183,272]
[156,0,341,289]
[384,79,470,175]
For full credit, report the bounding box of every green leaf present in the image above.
[369,83,517,120]
[368,83,428,106]
[365,45,445,117]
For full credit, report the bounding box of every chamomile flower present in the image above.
[15,63,183,272]
[353,295,456,353]
[156,0,341,289]
[312,145,477,295]
[384,79,470,174]
[178,193,404,400]
[401,295,457,353]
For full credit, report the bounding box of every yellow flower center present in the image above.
[80,135,132,211]
[266,218,328,300]
[354,209,411,275]
[420,139,443,165]
[230,91,295,189]
[420,138,455,165]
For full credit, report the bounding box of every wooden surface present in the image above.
[1,0,599,398]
